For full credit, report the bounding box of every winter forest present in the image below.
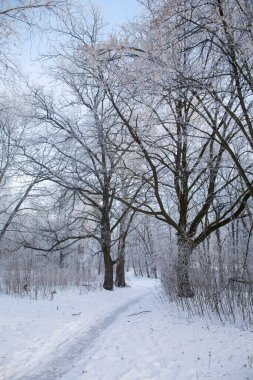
[0,1,253,379]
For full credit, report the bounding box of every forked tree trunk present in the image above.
[177,236,194,298]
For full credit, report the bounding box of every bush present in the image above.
[0,250,101,299]
[160,250,253,327]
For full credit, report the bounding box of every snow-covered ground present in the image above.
[0,274,253,380]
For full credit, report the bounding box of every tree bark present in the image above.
[132,256,137,276]
[59,251,65,268]
[177,236,194,298]
[115,254,126,287]
[98,253,102,275]
[115,214,130,288]
[145,258,150,278]
[101,213,114,290]
[103,254,114,290]
[216,229,224,286]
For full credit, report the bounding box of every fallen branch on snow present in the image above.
[127,310,151,317]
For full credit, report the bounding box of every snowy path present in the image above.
[17,294,145,380]
[1,276,253,380]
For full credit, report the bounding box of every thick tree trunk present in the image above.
[103,254,114,290]
[115,254,126,287]
[101,214,114,290]
[177,236,194,298]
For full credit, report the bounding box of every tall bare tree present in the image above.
[97,0,252,297]
[23,8,137,289]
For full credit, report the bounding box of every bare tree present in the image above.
[0,102,47,254]
[22,7,138,289]
[97,0,252,297]
[0,1,71,249]
[0,0,69,78]
[10,0,252,301]
[165,0,253,200]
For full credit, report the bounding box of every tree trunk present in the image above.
[59,251,65,268]
[138,260,143,276]
[132,256,137,276]
[115,254,126,287]
[145,258,150,278]
[103,254,114,290]
[216,229,224,286]
[115,217,128,287]
[101,214,114,290]
[151,266,158,279]
[98,253,102,275]
[177,236,194,298]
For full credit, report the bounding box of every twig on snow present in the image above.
[127,310,151,317]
